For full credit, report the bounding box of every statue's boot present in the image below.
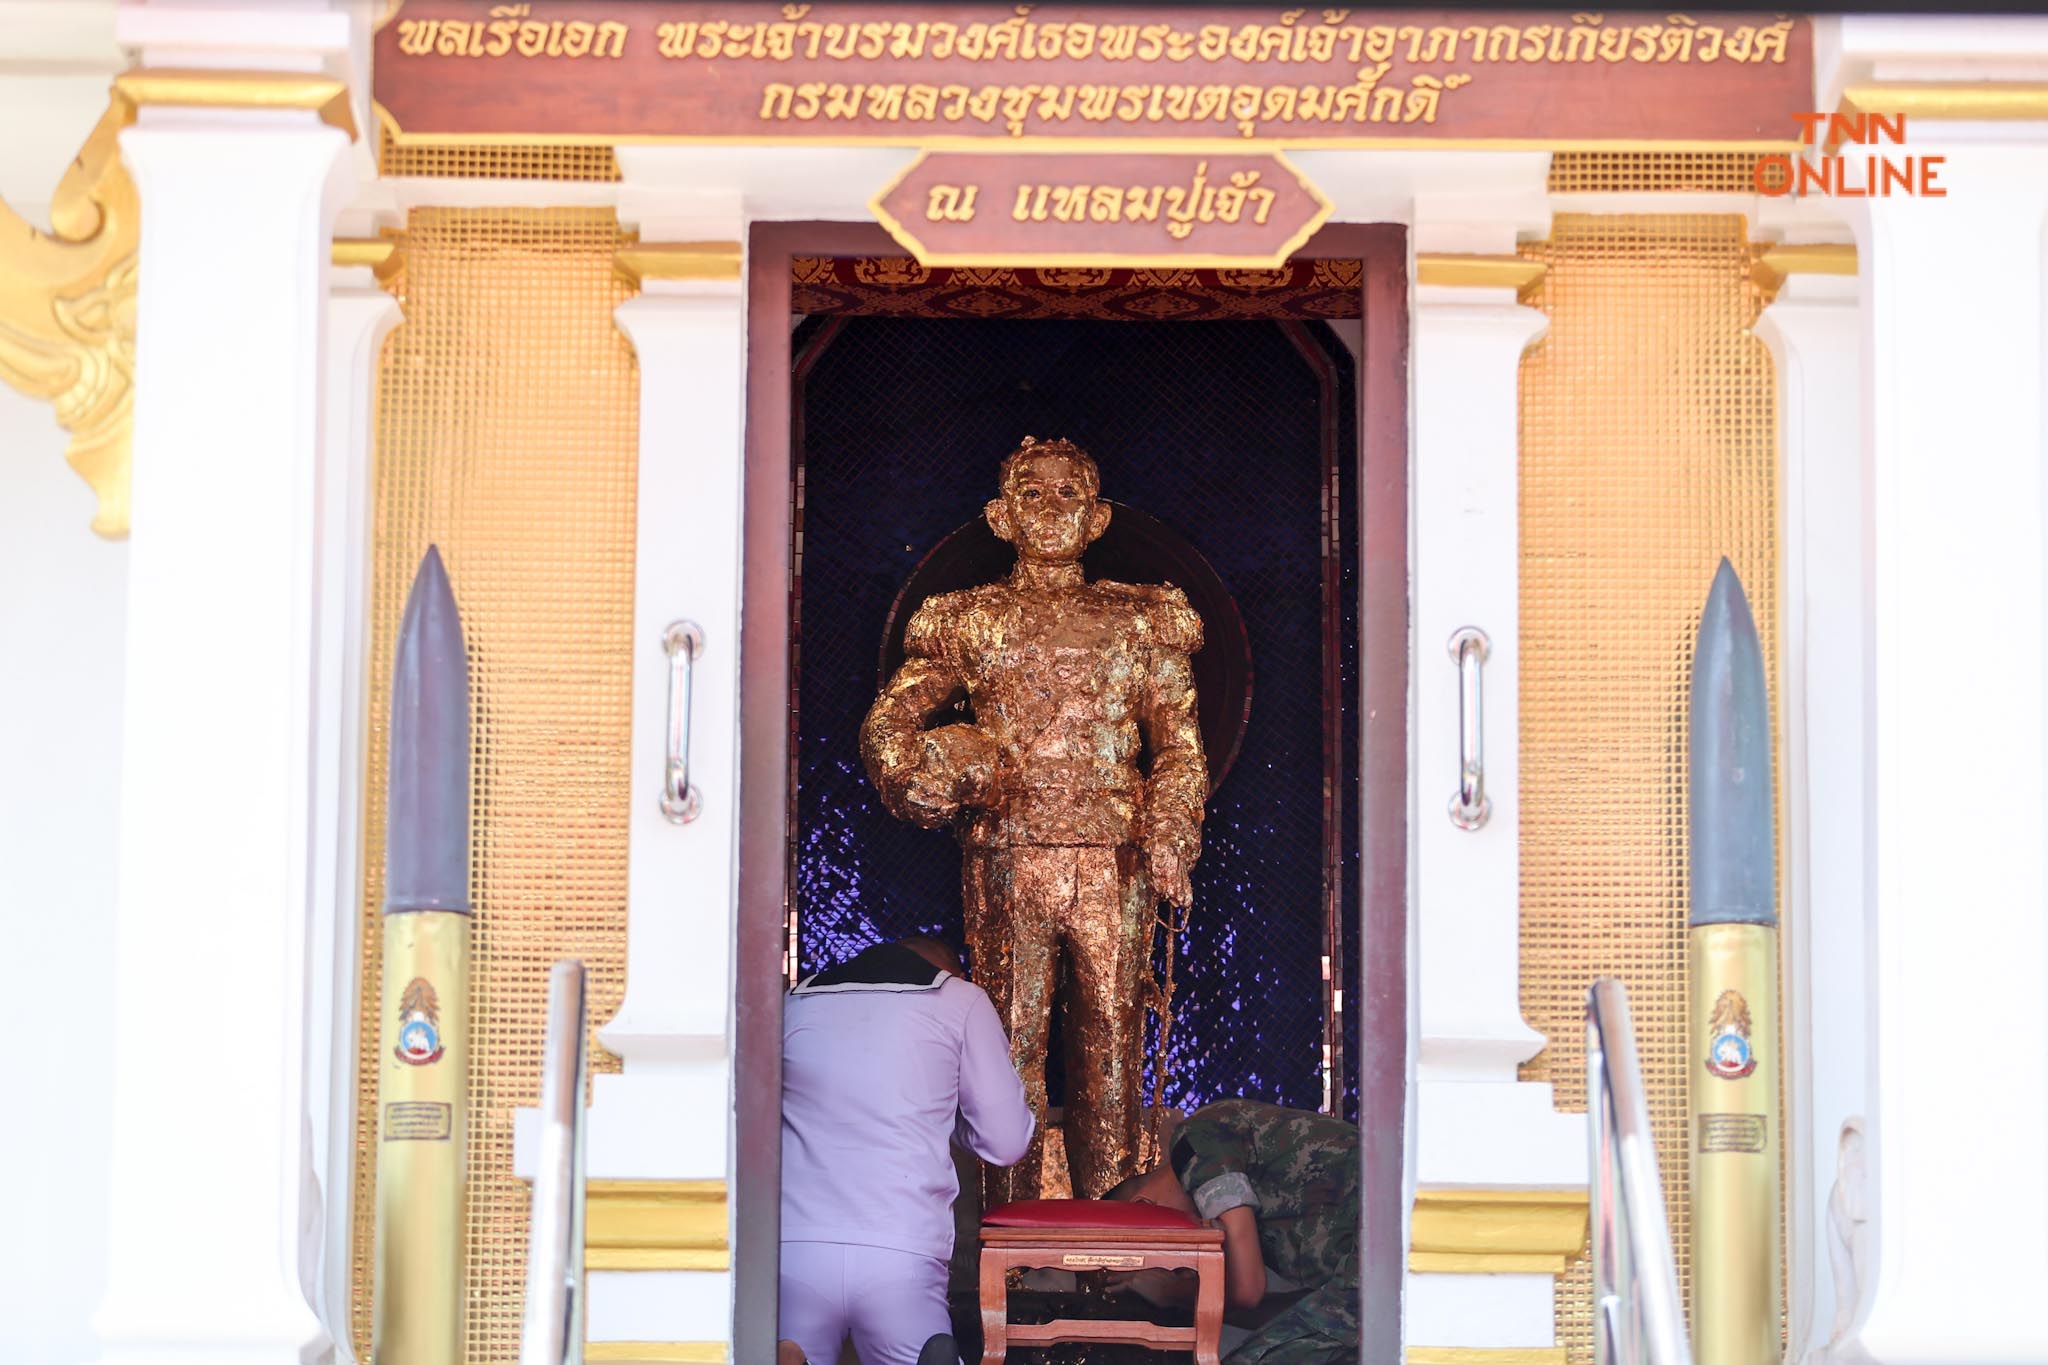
[918,1333,960,1365]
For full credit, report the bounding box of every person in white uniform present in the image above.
[779,936,1036,1365]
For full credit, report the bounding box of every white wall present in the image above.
[0,389,127,1365]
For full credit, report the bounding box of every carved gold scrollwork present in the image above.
[0,94,139,537]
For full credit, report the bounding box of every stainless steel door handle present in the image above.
[661,620,704,824]
[1448,626,1491,830]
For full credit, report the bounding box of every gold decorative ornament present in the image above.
[377,111,623,182]
[1549,151,1766,194]
[584,1179,730,1271]
[1816,83,2048,155]
[1408,1188,1590,1276]
[0,69,365,538]
[0,94,139,537]
[1750,241,1857,296]
[1415,252,1546,293]
[584,1345,730,1364]
[112,68,358,141]
[612,240,744,287]
[1839,81,2048,124]
[333,236,404,285]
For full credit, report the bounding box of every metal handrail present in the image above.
[520,960,591,1365]
[1586,978,1692,1365]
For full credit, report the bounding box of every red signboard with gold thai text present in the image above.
[870,151,1332,266]
[373,3,1813,148]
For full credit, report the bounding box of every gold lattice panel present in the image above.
[379,123,621,181]
[350,207,639,1363]
[1549,151,1774,194]
[1516,214,1782,1365]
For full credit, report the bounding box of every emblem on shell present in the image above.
[1704,988,1757,1080]
[395,976,445,1066]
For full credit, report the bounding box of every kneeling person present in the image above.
[1110,1099,1359,1364]
[780,936,1036,1365]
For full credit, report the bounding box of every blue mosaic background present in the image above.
[792,316,1362,1118]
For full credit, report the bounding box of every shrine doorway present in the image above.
[736,223,1409,1361]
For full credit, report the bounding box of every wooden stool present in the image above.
[978,1199,1224,1364]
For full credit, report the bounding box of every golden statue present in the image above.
[860,437,1208,1202]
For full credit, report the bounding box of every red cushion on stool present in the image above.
[982,1198,1203,1230]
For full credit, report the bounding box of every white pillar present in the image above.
[594,268,744,1176]
[1753,267,1867,1363]
[1411,281,1550,1087]
[1407,209,1587,1162]
[306,261,401,1355]
[1844,141,2048,1365]
[1405,275,1585,1349]
[93,105,351,1364]
[1405,182,1587,1357]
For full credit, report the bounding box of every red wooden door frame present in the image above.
[734,221,1410,1361]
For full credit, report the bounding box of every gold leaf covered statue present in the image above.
[860,437,1208,1203]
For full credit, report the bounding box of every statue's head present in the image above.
[987,436,1110,565]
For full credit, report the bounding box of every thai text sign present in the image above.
[374,3,1813,146]
[871,152,1332,265]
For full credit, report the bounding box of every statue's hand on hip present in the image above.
[905,723,1000,817]
[1144,842,1194,910]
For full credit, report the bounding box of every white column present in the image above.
[1843,141,2048,1365]
[1409,269,1582,1162]
[1405,278,1585,1352]
[306,263,401,1356]
[1411,282,1550,1087]
[1405,186,1586,1358]
[592,271,744,1178]
[1407,216,1587,1165]
[93,106,350,1365]
[1753,268,1867,1363]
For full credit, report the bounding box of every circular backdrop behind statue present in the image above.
[877,501,1253,796]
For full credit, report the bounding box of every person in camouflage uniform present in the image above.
[1108,1099,1359,1363]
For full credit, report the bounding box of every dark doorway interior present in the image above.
[788,314,1364,1123]
[737,225,1411,1365]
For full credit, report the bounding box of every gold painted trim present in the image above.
[588,1247,731,1271]
[1757,243,1856,276]
[1822,83,2048,156]
[116,68,357,141]
[585,1178,730,1273]
[0,93,138,537]
[1408,1188,1589,1276]
[1750,241,1857,294]
[1415,253,1546,292]
[1409,1251,1571,1274]
[586,1344,729,1364]
[614,242,743,286]
[374,103,1797,155]
[866,148,1333,270]
[1408,1349,1567,1365]
[333,239,397,271]
[333,237,403,285]
[1841,81,2048,124]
